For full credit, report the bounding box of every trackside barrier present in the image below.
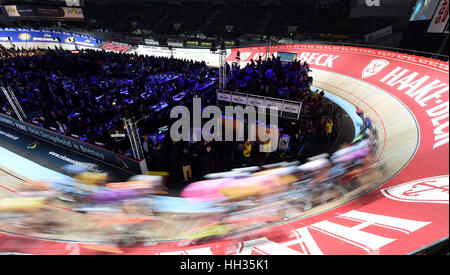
[0,113,146,174]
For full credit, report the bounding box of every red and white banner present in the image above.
[61,7,84,19]
[428,0,450,33]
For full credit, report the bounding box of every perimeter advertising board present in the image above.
[98,41,137,53]
[0,113,143,175]
[0,28,98,47]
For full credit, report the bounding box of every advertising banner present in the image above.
[144,38,159,46]
[65,0,83,6]
[167,40,184,47]
[4,5,84,20]
[247,96,265,107]
[217,92,231,102]
[4,5,26,17]
[136,45,172,57]
[98,42,137,53]
[283,102,301,114]
[0,113,143,174]
[265,99,283,111]
[219,90,301,119]
[224,40,235,46]
[186,41,199,46]
[428,0,449,33]
[232,94,247,105]
[0,28,99,47]
[61,7,84,19]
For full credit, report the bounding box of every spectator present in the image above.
[181,146,193,182]
[325,117,334,145]
[142,134,154,165]
[201,145,214,175]
[243,139,252,166]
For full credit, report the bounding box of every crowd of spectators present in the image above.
[227,54,312,101]
[0,46,217,158]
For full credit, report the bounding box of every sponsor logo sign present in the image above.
[265,99,283,111]
[247,97,265,107]
[429,0,449,33]
[0,129,19,140]
[65,36,76,43]
[0,28,99,48]
[100,42,135,53]
[362,59,390,79]
[115,156,129,169]
[34,7,65,18]
[18,32,32,41]
[227,44,449,71]
[27,142,40,149]
[283,102,301,114]
[65,0,81,7]
[217,92,231,102]
[4,5,84,20]
[62,7,84,19]
[381,175,449,204]
[232,94,247,105]
[4,5,20,17]
[365,0,381,7]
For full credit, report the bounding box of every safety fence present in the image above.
[216,90,302,120]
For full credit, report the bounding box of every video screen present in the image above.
[278,52,298,62]
[410,0,441,21]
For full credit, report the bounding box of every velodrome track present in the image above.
[0,44,448,255]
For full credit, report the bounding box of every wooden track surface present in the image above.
[0,166,23,199]
[311,69,419,183]
[0,69,421,244]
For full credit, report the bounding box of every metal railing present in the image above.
[216,89,302,120]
